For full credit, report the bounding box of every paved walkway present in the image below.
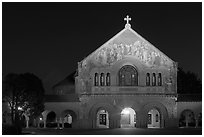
[23,127,202,135]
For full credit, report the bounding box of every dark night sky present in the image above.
[3,2,202,92]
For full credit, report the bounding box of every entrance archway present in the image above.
[96,109,109,128]
[142,102,168,128]
[147,108,160,128]
[179,109,196,127]
[120,108,136,128]
[64,114,72,128]
[46,111,57,128]
[47,111,56,123]
[119,65,138,86]
[61,110,77,128]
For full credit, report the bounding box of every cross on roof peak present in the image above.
[124,15,131,24]
[124,15,131,28]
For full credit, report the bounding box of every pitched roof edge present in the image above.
[80,27,127,63]
[128,27,175,64]
[81,26,176,65]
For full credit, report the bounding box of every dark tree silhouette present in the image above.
[177,67,202,94]
[3,73,45,127]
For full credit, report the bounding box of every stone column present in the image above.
[24,115,29,128]
[42,111,48,128]
[57,118,60,128]
[62,118,64,128]
[195,118,198,128]
[26,120,29,128]
[44,119,46,128]
[185,119,188,127]
[38,121,40,128]
[59,117,63,128]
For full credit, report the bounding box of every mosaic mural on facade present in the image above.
[94,41,172,67]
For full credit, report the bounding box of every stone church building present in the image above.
[40,16,201,129]
[3,16,201,129]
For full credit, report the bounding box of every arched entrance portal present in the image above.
[119,65,138,86]
[61,110,77,128]
[96,109,109,128]
[64,114,72,128]
[46,111,57,128]
[179,109,196,127]
[47,111,56,123]
[147,108,160,128]
[120,108,136,128]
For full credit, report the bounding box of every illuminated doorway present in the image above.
[121,108,136,128]
[148,108,160,128]
[61,110,77,128]
[64,114,72,128]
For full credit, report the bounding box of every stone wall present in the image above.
[44,94,178,129]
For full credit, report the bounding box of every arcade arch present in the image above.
[141,102,168,128]
[179,109,196,127]
[88,103,116,128]
[120,107,136,128]
[148,108,160,128]
[61,109,77,128]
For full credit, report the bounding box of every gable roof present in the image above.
[52,71,76,89]
[81,24,175,66]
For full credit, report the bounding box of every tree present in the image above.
[177,67,202,94]
[3,73,45,127]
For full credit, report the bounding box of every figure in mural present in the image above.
[93,41,171,68]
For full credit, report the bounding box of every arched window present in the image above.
[152,73,156,86]
[94,73,99,86]
[100,73,105,86]
[119,65,138,86]
[158,73,162,86]
[106,73,110,86]
[146,73,150,86]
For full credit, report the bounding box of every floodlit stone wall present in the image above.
[44,95,178,128]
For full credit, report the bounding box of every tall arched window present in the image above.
[100,73,105,86]
[94,73,99,86]
[158,73,162,86]
[106,73,110,86]
[152,73,156,86]
[119,65,138,86]
[146,73,150,86]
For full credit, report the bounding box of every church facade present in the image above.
[43,16,178,129]
[41,16,201,129]
[3,16,201,129]
[71,16,178,128]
